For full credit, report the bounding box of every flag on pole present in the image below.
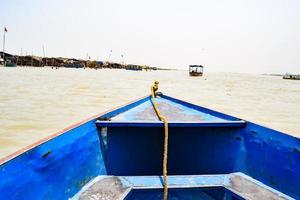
[4,27,7,32]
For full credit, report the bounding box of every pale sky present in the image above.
[1,0,299,73]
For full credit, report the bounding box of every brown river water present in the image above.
[0,67,299,158]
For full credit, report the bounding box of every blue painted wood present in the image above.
[104,126,243,176]
[124,187,245,200]
[96,120,246,127]
[240,122,300,199]
[0,120,107,200]
[99,96,151,120]
[120,174,226,187]
[0,94,299,199]
[161,94,241,121]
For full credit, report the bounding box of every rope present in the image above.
[150,81,169,200]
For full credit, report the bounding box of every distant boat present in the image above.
[1,53,17,67]
[125,64,143,71]
[4,59,17,67]
[63,59,84,68]
[283,73,300,80]
[0,92,299,199]
[189,65,203,76]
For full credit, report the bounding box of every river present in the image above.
[0,67,299,158]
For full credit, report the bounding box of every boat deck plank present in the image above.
[110,97,232,122]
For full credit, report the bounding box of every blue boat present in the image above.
[0,83,299,200]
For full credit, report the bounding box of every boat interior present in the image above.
[0,94,299,200]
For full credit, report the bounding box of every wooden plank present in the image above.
[96,120,246,128]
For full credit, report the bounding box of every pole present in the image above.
[121,54,124,65]
[42,45,45,57]
[108,49,112,62]
[42,45,45,67]
[2,28,5,63]
[21,48,23,66]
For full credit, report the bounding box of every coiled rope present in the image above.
[150,81,169,200]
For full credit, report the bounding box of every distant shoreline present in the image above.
[1,51,174,71]
[0,63,175,71]
[262,73,284,77]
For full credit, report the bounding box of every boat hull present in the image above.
[189,71,203,76]
[5,63,17,67]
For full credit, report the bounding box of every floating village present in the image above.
[0,51,159,71]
